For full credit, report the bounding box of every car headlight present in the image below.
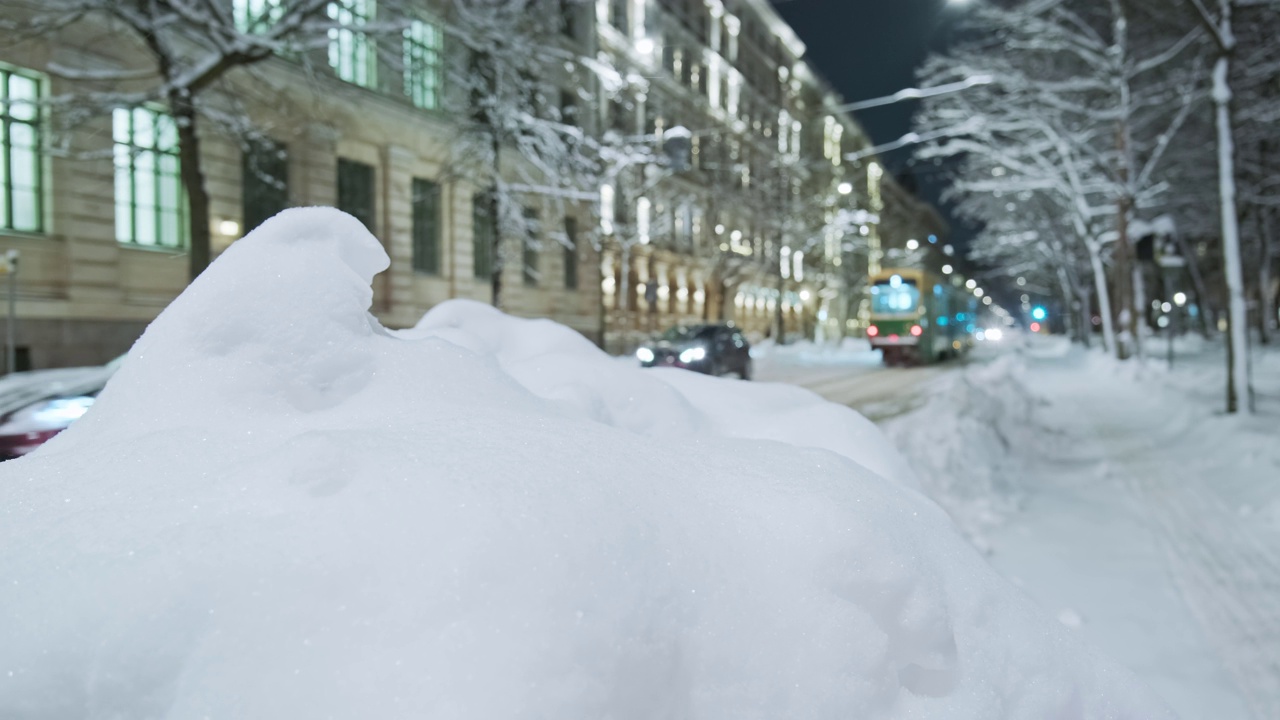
[636,347,655,363]
[679,346,707,363]
[0,395,96,435]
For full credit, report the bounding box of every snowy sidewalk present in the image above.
[983,347,1280,720]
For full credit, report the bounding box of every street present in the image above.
[760,338,1280,720]
[755,342,951,422]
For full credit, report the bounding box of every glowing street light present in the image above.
[1174,292,1188,307]
[965,279,977,289]
[838,182,853,195]
[941,264,953,274]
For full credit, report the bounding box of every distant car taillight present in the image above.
[910,325,923,337]
[867,325,879,337]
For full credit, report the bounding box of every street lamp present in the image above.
[837,182,853,195]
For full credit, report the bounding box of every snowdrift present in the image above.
[0,208,1170,719]
[881,356,1051,550]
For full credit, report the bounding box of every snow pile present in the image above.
[0,208,1171,719]
[881,356,1051,549]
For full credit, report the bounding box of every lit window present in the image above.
[600,184,615,235]
[233,0,282,33]
[328,0,376,88]
[113,107,186,248]
[1,67,43,233]
[403,19,442,110]
[636,197,651,245]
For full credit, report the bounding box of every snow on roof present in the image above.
[0,208,1172,718]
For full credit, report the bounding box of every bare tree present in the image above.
[915,0,1204,360]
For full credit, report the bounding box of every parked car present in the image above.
[636,324,753,380]
[0,357,122,460]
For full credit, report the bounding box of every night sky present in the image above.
[770,0,973,245]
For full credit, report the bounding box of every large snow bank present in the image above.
[0,208,1170,719]
[880,355,1051,550]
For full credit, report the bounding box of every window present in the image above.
[411,178,441,274]
[472,193,494,279]
[233,0,282,33]
[871,276,921,315]
[563,217,578,289]
[113,107,186,248]
[559,89,578,126]
[403,19,442,110]
[522,207,539,287]
[328,0,376,88]
[1,67,43,233]
[560,0,577,38]
[242,137,288,233]
[609,0,628,33]
[336,158,375,232]
[676,203,693,249]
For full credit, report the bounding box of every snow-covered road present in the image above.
[755,344,948,421]
[764,338,1280,720]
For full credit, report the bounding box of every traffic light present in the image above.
[1031,305,1048,321]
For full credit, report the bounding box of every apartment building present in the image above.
[0,0,944,369]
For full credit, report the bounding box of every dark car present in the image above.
[0,358,121,460]
[636,324,753,380]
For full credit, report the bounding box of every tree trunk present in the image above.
[1132,260,1147,359]
[774,263,786,346]
[490,139,504,310]
[1055,267,1079,343]
[1078,284,1094,349]
[1259,210,1273,345]
[1211,42,1250,413]
[1088,241,1117,355]
[1113,198,1135,360]
[171,93,211,280]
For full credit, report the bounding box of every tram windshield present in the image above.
[871,275,920,315]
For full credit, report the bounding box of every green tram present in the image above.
[866,268,977,366]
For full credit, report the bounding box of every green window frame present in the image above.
[563,216,578,290]
[472,193,494,280]
[233,0,282,33]
[113,106,187,248]
[403,19,442,110]
[328,0,376,88]
[411,178,441,275]
[242,137,288,233]
[337,158,375,232]
[1,66,44,234]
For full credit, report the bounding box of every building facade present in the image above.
[0,0,946,370]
